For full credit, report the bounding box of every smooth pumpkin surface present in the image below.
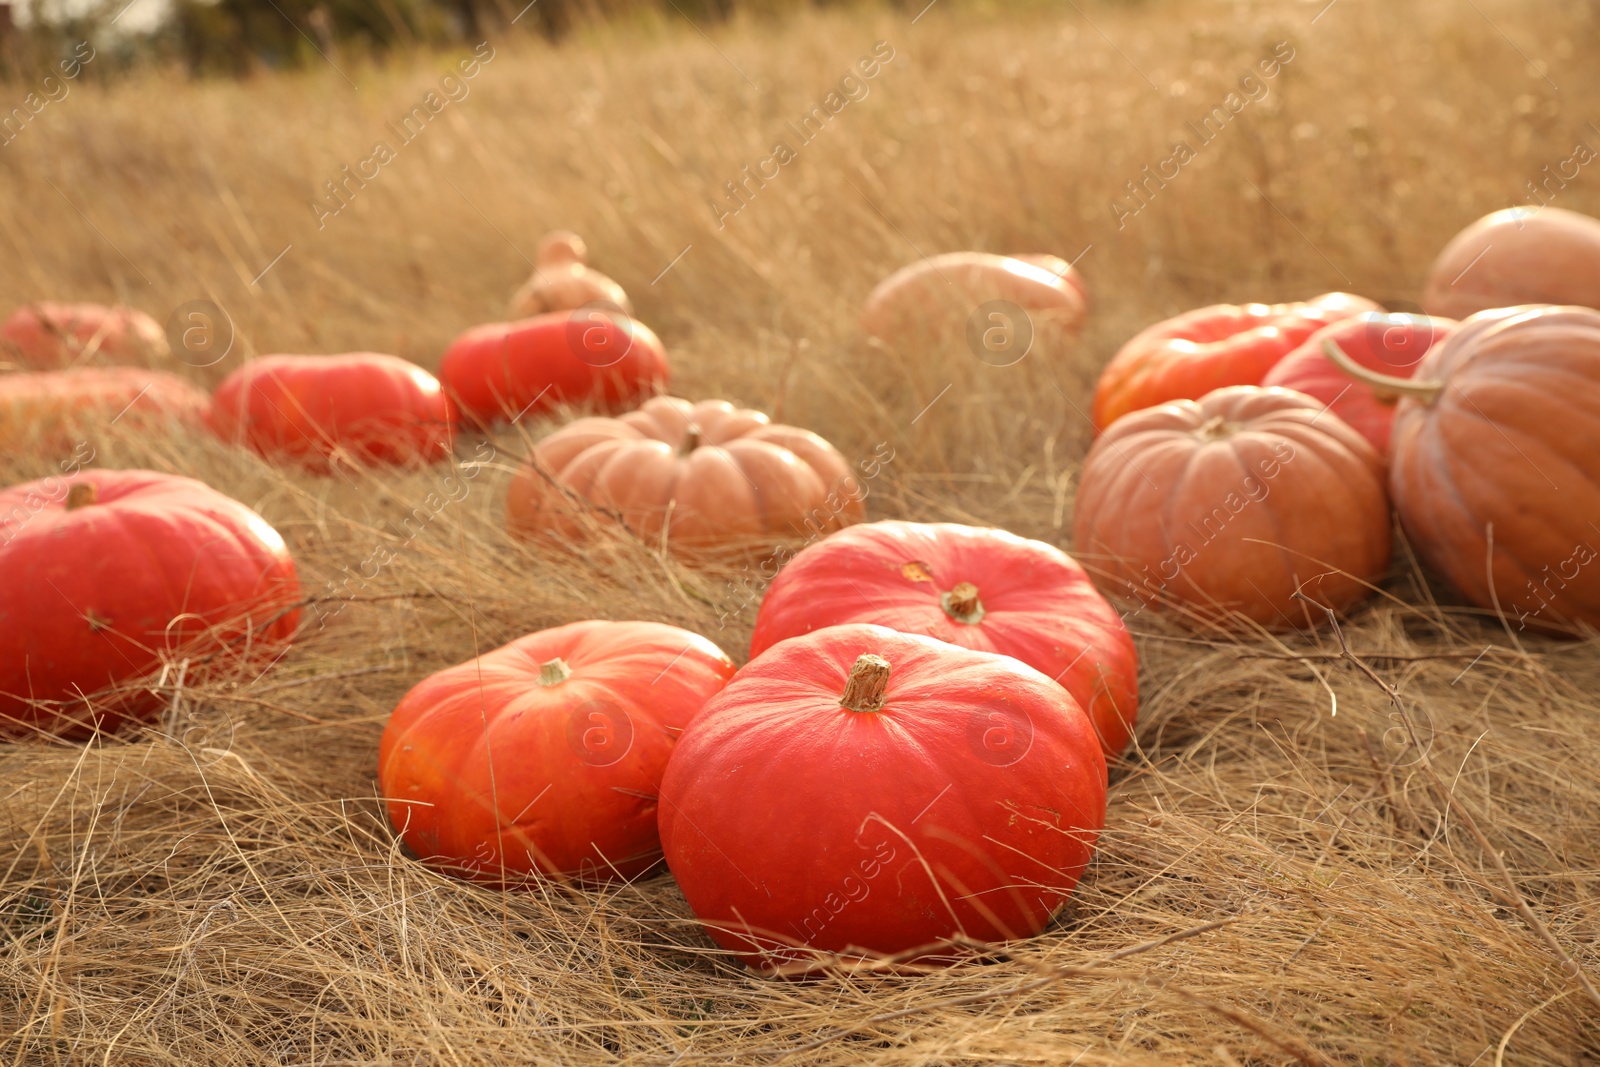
[1262,312,1457,454]
[509,230,633,318]
[749,520,1138,758]
[862,251,1088,343]
[659,624,1107,970]
[1073,385,1392,629]
[440,310,668,425]
[208,353,456,471]
[378,620,736,885]
[1091,292,1380,431]
[1422,207,1600,320]
[2,302,168,368]
[0,368,211,454]
[507,395,865,554]
[1382,305,1600,631]
[0,470,301,737]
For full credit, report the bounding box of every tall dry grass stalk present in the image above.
[2,0,1599,1061]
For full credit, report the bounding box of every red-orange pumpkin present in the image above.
[1072,386,1392,629]
[0,368,210,454]
[1422,207,1600,320]
[1091,292,1380,431]
[749,520,1139,758]
[659,624,1106,970]
[439,310,668,426]
[0,470,301,737]
[378,620,736,885]
[2,302,168,368]
[509,230,633,318]
[862,251,1089,347]
[507,396,865,555]
[1262,312,1457,454]
[1326,305,1600,632]
[208,353,456,471]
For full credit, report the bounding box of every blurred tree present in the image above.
[168,0,455,74]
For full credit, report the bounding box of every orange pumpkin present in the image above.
[509,230,633,319]
[508,396,865,555]
[379,620,736,885]
[862,251,1088,353]
[2,302,168,369]
[1422,208,1600,320]
[1072,385,1392,629]
[0,368,210,454]
[1325,305,1600,632]
[1091,292,1380,432]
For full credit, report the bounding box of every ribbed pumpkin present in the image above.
[509,230,633,318]
[440,310,668,425]
[2,302,169,369]
[863,251,1088,347]
[1092,292,1380,432]
[0,470,301,737]
[749,520,1139,758]
[379,620,735,885]
[208,353,456,472]
[1072,385,1392,629]
[1262,312,1457,454]
[0,368,210,454]
[659,624,1107,970]
[507,396,865,555]
[1325,305,1600,632]
[1422,208,1600,320]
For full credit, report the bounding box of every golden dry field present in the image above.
[3,0,1600,1062]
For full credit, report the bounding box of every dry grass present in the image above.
[3,0,1600,1061]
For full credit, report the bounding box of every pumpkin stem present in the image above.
[941,582,986,624]
[65,483,97,510]
[681,425,702,453]
[1321,338,1445,403]
[839,654,890,714]
[536,658,573,686]
[1195,415,1240,441]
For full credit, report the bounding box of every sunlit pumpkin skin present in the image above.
[509,230,634,318]
[1422,207,1600,320]
[2,302,169,368]
[0,470,301,737]
[207,353,456,472]
[1262,312,1458,454]
[749,520,1138,758]
[0,368,210,454]
[1072,386,1391,629]
[507,396,865,555]
[439,310,668,425]
[862,251,1089,344]
[659,624,1107,971]
[1353,305,1600,632]
[1091,292,1381,431]
[378,620,736,886]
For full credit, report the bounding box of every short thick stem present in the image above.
[839,654,890,713]
[1322,338,1445,403]
[681,425,702,454]
[537,658,573,686]
[65,483,97,510]
[1195,415,1240,441]
[941,582,986,624]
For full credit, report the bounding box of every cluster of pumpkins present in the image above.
[0,206,1595,973]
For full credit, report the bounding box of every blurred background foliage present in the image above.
[0,0,809,77]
